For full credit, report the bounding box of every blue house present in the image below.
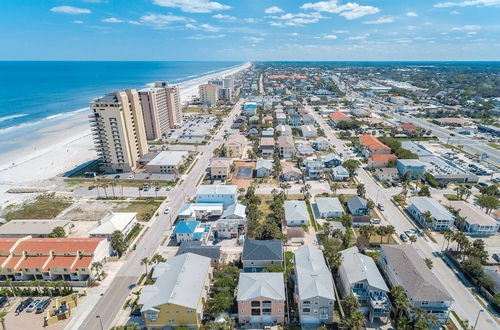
[195,185,237,207]
[288,113,302,126]
[396,159,426,179]
[347,196,369,216]
[173,220,211,244]
[321,153,342,168]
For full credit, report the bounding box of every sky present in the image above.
[1,0,500,61]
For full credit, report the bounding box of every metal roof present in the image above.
[340,246,388,292]
[196,185,237,196]
[409,197,454,221]
[315,197,344,214]
[147,151,187,166]
[284,200,309,222]
[237,273,285,301]
[221,203,246,219]
[294,245,336,301]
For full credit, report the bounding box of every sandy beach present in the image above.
[0,62,250,206]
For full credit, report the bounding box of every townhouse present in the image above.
[368,154,398,169]
[408,197,454,231]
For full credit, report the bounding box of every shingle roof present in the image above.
[242,239,283,262]
[221,203,246,219]
[340,246,388,292]
[347,196,367,213]
[176,241,221,260]
[381,245,453,302]
[315,197,344,214]
[409,197,454,221]
[237,273,285,301]
[141,253,211,311]
[284,200,309,222]
[256,159,272,170]
[294,245,336,301]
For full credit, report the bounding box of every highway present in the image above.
[78,98,244,330]
[308,107,498,329]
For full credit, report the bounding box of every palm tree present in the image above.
[280,182,291,196]
[141,257,150,277]
[409,235,417,245]
[339,310,365,330]
[420,210,434,229]
[100,183,109,198]
[330,183,340,195]
[91,261,104,280]
[442,229,454,251]
[377,226,387,244]
[0,311,7,330]
[33,279,43,295]
[385,225,396,243]
[151,254,166,265]
[110,181,117,198]
[5,279,16,299]
[390,286,409,318]
[424,257,433,269]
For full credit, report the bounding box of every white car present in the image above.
[163,207,171,214]
[26,299,41,313]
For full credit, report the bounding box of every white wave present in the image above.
[0,113,29,123]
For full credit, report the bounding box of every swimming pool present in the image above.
[236,167,253,178]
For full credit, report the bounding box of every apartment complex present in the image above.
[199,83,219,106]
[139,82,182,140]
[90,90,148,172]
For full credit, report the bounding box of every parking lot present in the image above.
[4,296,70,330]
[164,115,219,144]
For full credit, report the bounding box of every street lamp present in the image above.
[96,315,104,330]
[473,309,484,329]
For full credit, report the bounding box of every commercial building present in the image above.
[380,245,453,326]
[338,247,391,323]
[237,273,286,325]
[285,201,309,227]
[145,151,188,174]
[329,112,350,125]
[294,246,335,325]
[195,184,237,208]
[0,237,109,282]
[199,83,219,106]
[242,239,283,272]
[396,159,426,179]
[0,220,70,238]
[90,90,148,173]
[408,197,454,231]
[140,253,212,328]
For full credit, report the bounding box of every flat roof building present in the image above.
[0,220,70,238]
[145,150,188,174]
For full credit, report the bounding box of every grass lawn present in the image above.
[354,228,397,244]
[3,194,72,220]
[488,142,500,150]
[113,199,163,222]
[125,224,143,243]
[443,194,460,201]
[256,195,273,223]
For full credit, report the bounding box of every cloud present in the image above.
[152,0,230,13]
[434,0,500,8]
[333,30,349,33]
[406,11,418,17]
[243,18,260,23]
[407,25,417,31]
[265,6,284,14]
[188,34,226,39]
[363,17,395,24]
[348,33,369,40]
[128,20,141,25]
[73,20,84,24]
[140,13,192,28]
[323,34,338,39]
[186,23,220,32]
[268,12,324,26]
[102,17,124,23]
[301,1,380,20]
[450,10,460,14]
[451,24,481,31]
[212,14,236,20]
[244,36,264,43]
[50,6,91,15]
[289,32,299,36]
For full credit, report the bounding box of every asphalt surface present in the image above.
[78,98,244,330]
[308,107,498,329]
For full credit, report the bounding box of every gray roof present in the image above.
[284,200,309,221]
[321,153,341,163]
[221,203,246,219]
[340,246,388,292]
[256,159,273,170]
[242,239,283,262]
[148,151,188,166]
[332,165,349,176]
[0,220,69,236]
[237,273,285,301]
[140,253,211,311]
[196,185,237,196]
[381,245,453,302]
[409,197,454,221]
[398,159,426,167]
[329,221,346,234]
[315,197,344,214]
[176,241,221,260]
[448,201,497,226]
[347,196,367,213]
[294,245,336,301]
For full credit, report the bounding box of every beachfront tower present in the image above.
[90,89,148,173]
[199,83,219,106]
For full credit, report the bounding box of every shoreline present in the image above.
[0,62,250,190]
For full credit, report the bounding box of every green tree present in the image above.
[48,226,66,238]
[476,195,499,214]
[420,210,434,229]
[110,230,128,257]
[418,185,430,197]
[330,182,340,195]
[151,253,166,265]
[91,261,104,280]
[141,257,150,277]
[343,159,361,176]
[395,316,411,330]
[391,286,409,318]
[356,184,366,198]
[424,257,433,269]
[0,311,7,330]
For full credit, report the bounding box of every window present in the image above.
[421,301,429,305]
[251,309,261,316]
[262,308,272,315]
[302,308,310,313]
[251,301,260,307]
[354,283,364,289]
[187,309,193,313]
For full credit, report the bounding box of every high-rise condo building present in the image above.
[90,90,148,173]
[223,76,234,90]
[199,83,219,106]
[162,83,182,129]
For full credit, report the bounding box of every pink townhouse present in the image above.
[237,273,286,326]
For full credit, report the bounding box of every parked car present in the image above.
[164,207,171,214]
[371,218,381,224]
[88,185,95,190]
[114,174,121,179]
[399,233,409,243]
[16,298,33,315]
[166,187,171,191]
[377,203,384,211]
[155,186,161,191]
[26,299,42,312]
[35,299,51,314]
[0,296,8,308]
[128,174,135,179]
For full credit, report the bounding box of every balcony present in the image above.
[369,293,391,316]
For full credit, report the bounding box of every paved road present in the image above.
[77,98,245,330]
[398,114,500,167]
[309,107,498,329]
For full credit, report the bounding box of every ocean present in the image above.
[0,61,242,153]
